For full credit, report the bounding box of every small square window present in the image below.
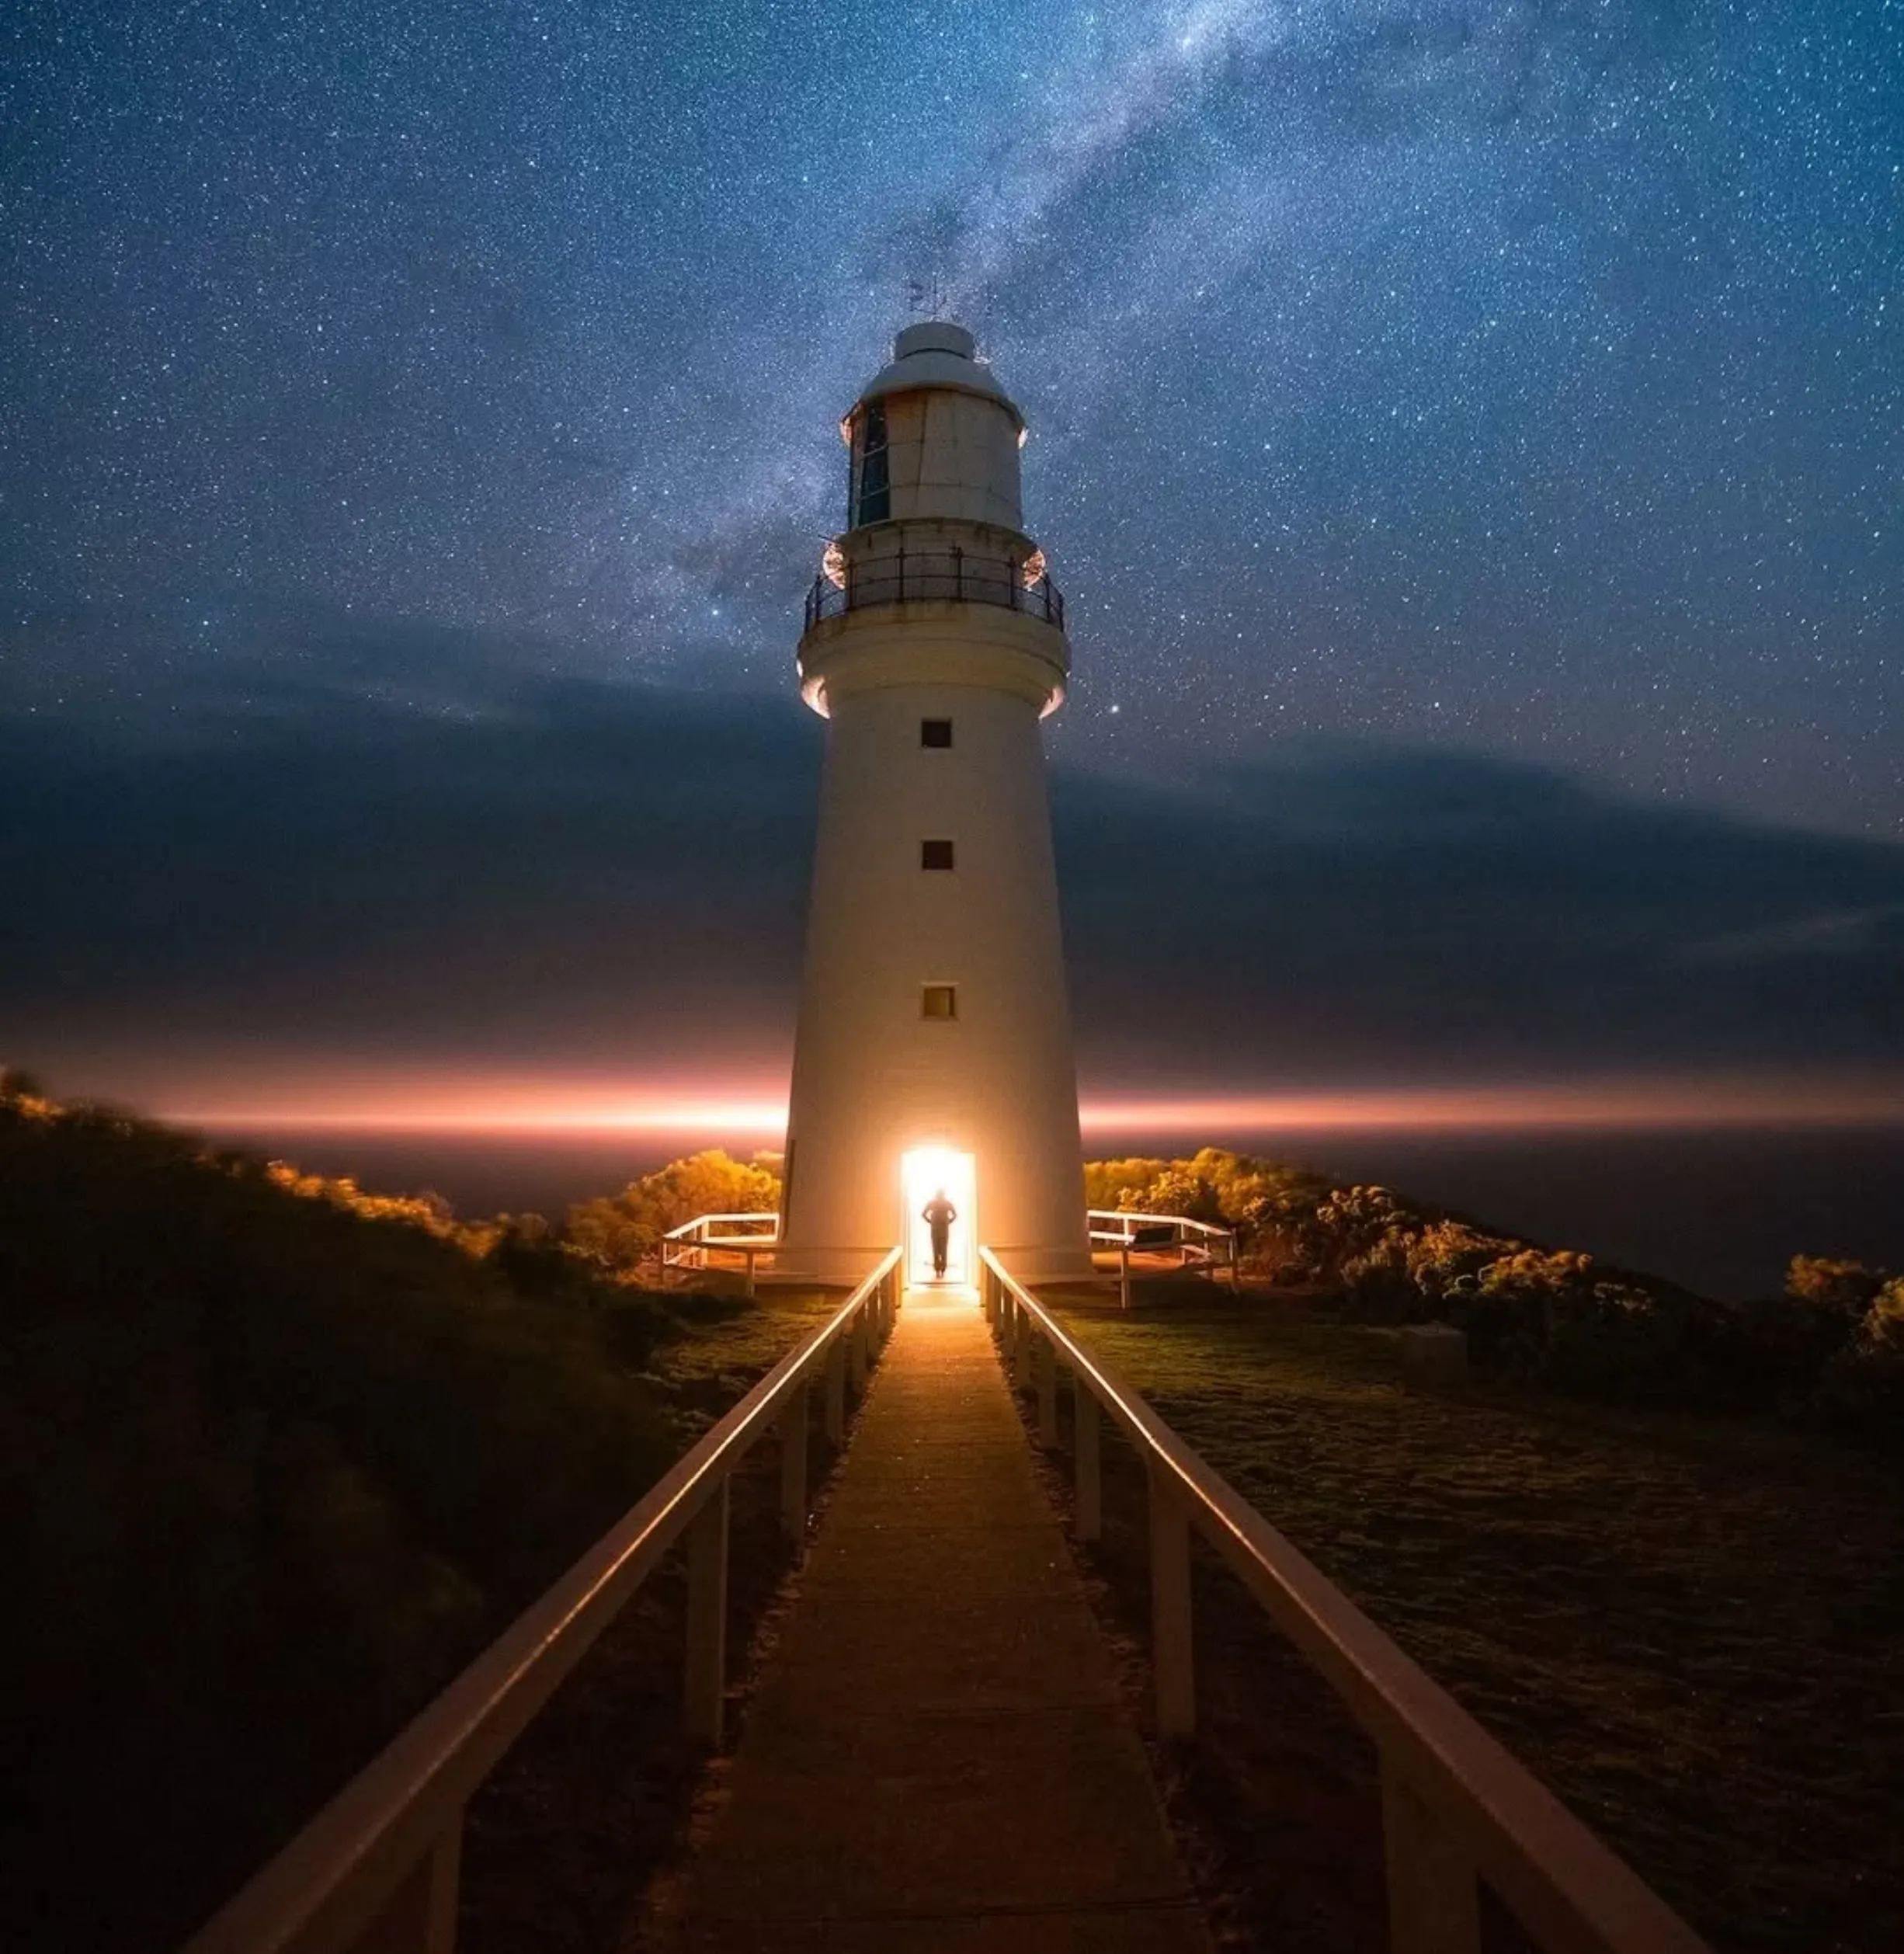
[920,718,953,748]
[921,839,955,871]
[921,984,957,1020]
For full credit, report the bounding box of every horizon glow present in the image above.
[161,1071,1904,1139]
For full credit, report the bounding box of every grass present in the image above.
[1042,1284,1904,1954]
[645,1282,843,1435]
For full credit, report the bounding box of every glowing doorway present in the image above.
[901,1148,976,1288]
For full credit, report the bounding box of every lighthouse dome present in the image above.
[854,321,1025,427]
[841,320,1028,533]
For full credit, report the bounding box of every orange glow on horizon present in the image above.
[159,1072,1904,1138]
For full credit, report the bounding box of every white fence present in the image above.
[659,1211,780,1291]
[981,1247,1709,1954]
[184,1250,902,1954]
[1087,1208,1239,1292]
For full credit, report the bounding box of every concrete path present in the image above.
[659,1286,1206,1952]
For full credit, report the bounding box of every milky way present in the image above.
[3,2,1899,831]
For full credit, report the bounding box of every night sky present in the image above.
[2,2,1900,1128]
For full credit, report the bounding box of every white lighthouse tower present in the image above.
[779,321,1090,1285]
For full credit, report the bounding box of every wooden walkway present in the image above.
[658,1285,1206,1952]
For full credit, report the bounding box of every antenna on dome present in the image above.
[905,269,949,320]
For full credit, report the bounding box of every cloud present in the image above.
[1681,906,1904,965]
[4,631,1900,1116]
[1055,742,1904,1085]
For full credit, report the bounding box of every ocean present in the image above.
[207,1122,1904,1303]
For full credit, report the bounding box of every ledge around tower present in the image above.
[797,600,1069,718]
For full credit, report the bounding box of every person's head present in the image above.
[934,1187,946,1201]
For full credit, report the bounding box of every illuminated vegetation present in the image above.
[1087,1147,1904,1441]
[566,1148,781,1273]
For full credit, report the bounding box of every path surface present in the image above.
[658,1285,1206,1952]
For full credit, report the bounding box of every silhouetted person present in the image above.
[922,1189,957,1278]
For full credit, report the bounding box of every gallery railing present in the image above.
[803,548,1065,631]
[979,1247,1710,1954]
[184,1248,903,1954]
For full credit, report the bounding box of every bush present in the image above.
[1407,1219,1517,1303]
[1084,1149,1334,1276]
[567,1149,780,1272]
[1081,1143,1904,1441]
[1786,1254,1885,1318]
[1808,1277,1904,1443]
[1082,1156,1171,1212]
[1339,1233,1419,1320]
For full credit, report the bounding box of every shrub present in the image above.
[1083,1156,1171,1212]
[1540,1281,1701,1401]
[1406,1219,1517,1303]
[567,1149,780,1272]
[1339,1229,1419,1320]
[1808,1276,1904,1445]
[1075,1139,1903,1440]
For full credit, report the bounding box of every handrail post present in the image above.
[779,1379,809,1545]
[824,1335,846,1445]
[1148,1462,1195,1737]
[851,1299,870,1390]
[1075,1382,1101,1542]
[1036,1333,1058,1445]
[1381,1762,1482,1954]
[358,1819,461,1954]
[683,1477,730,1746]
[1013,1309,1034,1392]
[1119,1242,1131,1312]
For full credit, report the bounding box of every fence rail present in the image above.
[1086,1207,1239,1291]
[803,548,1065,631]
[661,1210,781,1291]
[185,1247,903,1954]
[978,1246,1709,1954]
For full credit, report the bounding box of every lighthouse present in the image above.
[779,321,1090,1286]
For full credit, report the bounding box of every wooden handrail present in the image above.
[662,1210,780,1241]
[185,1246,903,1954]
[1086,1207,1232,1242]
[979,1246,1708,1954]
[1086,1208,1239,1292]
